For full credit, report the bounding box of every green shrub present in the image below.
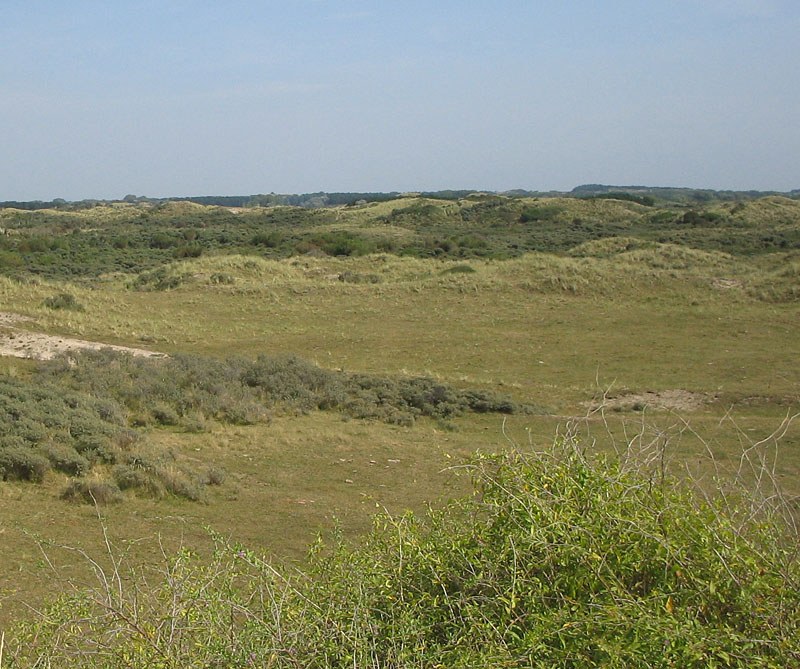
[250,231,284,247]
[205,467,226,485]
[40,443,90,476]
[0,444,50,481]
[128,266,186,290]
[112,464,166,498]
[307,231,376,257]
[38,349,530,430]
[156,466,206,502]
[42,292,84,311]
[440,263,476,275]
[337,271,381,284]
[0,250,24,268]
[173,244,202,258]
[60,478,123,504]
[520,204,563,222]
[181,412,208,433]
[12,444,800,666]
[150,402,180,426]
[149,232,175,249]
[113,449,206,501]
[209,272,235,285]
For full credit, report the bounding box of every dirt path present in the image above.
[0,312,165,360]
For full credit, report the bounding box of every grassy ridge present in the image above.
[1,195,799,280]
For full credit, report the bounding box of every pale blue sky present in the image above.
[1,1,798,200]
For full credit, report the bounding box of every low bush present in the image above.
[173,244,202,259]
[337,271,381,284]
[205,467,226,486]
[111,449,207,501]
[113,464,166,498]
[60,478,124,504]
[0,443,50,481]
[39,349,531,429]
[440,263,476,274]
[150,402,180,426]
[42,292,84,311]
[39,443,90,476]
[209,272,235,285]
[128,266,186,291]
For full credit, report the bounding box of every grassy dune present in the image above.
[0,197,799,662]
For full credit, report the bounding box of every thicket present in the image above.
[39,349,528,428]
[0,378,128,481]
[0,375,210,502]
[10,441,799,666]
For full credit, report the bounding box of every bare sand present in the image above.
[0,312,165,361]
[585,389,714,412]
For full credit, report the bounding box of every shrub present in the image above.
[440,263,476,275]
[129,266,186,290]
[181,412,208,433]
[250,231,284,247]
[0,250,24,268]
[150,402,180,426]
[156,466,206,502]
[149,232,175,249]
[520,204,562,222]
[40,443,90,476]
[209,272,235,285]
[173,244,202,258]
[38,349,530,430]
[309,231,376,257]
[337,271,381,284]
[42,292,84,311]
[112,465,166,498]
[60,478,123,504]
[0,444,50,482]
[12,442,800,666]
[205,467,226,486]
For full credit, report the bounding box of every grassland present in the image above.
[1,195,799,663]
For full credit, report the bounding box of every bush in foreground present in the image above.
[10,440,799,667]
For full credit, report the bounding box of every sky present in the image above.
[1,0,798,200]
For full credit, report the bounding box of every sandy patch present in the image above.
[587,389,714,412]
[712,278,743,290]
[0,312,165,361]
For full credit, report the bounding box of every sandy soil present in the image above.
[586,389,714,412]
[0,312,165,361]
